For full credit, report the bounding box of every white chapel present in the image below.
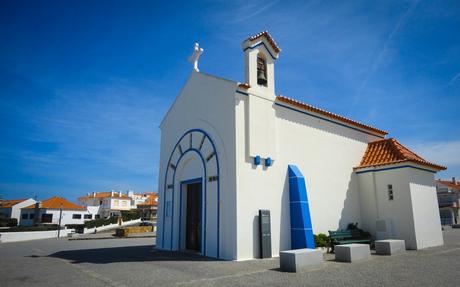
[156,31,446,260]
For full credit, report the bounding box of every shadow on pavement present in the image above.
[46,245,219,264]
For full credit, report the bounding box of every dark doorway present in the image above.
[185,182,202,251]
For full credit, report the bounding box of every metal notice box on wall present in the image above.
[259,209,272,258]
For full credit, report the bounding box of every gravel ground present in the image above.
[1,229,459,287]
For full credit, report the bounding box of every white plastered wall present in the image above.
[234,90,382,260]
[157,71,238,260]
[408,168,444,249]
[357,164,443,249]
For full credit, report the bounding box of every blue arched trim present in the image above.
[160,128,221,258]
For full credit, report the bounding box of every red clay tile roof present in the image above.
[238,83,251,89]
[24,196,86,210]
[356,138,446,171]
[78,192,130,200]
[134,192,157,197]
[244,31,281,54]
[0,199,27,208]
[436,180,460,190]
[276,95,388,136]
[137,195,158,207]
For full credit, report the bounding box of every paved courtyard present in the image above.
[1,229,460,287]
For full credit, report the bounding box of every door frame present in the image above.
[179,177,204,254]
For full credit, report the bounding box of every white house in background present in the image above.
[436,178,460,225]
[128,191,157,207]
[0,198,36,224]
[156,31,446,260]
[20,196,98,226]
[78,191,133,218]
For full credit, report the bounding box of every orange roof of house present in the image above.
[276,96,388,136]
[436,180,460,190]
[24,196,86,210]
[137,195,158,207]
[356,138,446,171]
[134,192,157,197]
[0,199,27,208]
[244,31,281,54]
[78,192,130,200]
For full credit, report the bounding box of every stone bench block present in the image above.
[335,244,371,262]
[280,248,323,272]
[375,239,405,255]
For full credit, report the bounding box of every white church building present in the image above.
[156,31,446,260]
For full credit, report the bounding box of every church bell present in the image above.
[257,68,267,85]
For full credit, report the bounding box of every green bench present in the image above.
[328,230,372,252]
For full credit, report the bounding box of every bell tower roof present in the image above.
[241,31,281,59]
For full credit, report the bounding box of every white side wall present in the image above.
[12,199,36,224]
[20,208,99,226]
[0,229,73,243]
[234,92,381,260]
[408,169,444,249]
[357,164,443,250]
[357,166,417,248]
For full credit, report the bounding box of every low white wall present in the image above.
[83,218,142,234]
[0,229,74,243]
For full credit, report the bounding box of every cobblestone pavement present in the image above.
[1,229,459,287]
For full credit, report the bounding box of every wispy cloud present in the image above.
[223,0,279,24]
[449,71,460,85]
[408,140,460,175]
[0,75,170,198]
[358,0,420,92]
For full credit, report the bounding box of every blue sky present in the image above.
[1,0,459,201]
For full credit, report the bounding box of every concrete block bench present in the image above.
[335,244,370,262]
[375,239,405,255]
[280,249,323,272]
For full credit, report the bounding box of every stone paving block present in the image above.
[280,248,323,272]
[375,239,405,255]
[335,244,371,262]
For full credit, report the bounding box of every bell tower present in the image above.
[241,31,281,99]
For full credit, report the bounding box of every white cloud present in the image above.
[408,140,460,166]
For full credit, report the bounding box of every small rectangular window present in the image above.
[72,214,82,219]
[388,184,394,201]
[95,215,100,219]
[29,213,34,220]
[84,214,92,219]
[22,213,28,219]
[42,214,53,223]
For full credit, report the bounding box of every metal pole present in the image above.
[58,203,63,238]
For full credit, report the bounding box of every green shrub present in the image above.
[314,233,331,248]
[0,218,18,227]
[121,210,141,221]
[84,217,118,229]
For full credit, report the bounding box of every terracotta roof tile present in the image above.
[436,180,460,190]
[0,199,27,208]
[356,138,446,171]
[238,83,251,89]
[244,31,281,54]
[276,95,388,136]
[24,196,86,210]
[78,192,130,200]
[137,194,158,207]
